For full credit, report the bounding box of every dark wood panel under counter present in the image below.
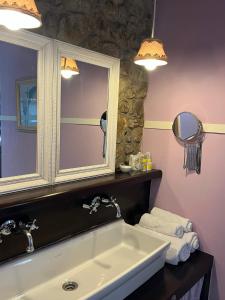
[0,170,162,264]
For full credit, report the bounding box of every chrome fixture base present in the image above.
[83,195,121,218]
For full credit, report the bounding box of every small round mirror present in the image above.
[172,112,202,142]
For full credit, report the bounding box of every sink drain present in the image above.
[62,281,78,292]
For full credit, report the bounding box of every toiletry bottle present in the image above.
[142,153,147,171]
[146,152,152,171]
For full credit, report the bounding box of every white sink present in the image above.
[1,220,169,300]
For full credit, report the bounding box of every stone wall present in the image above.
[36,0,152,167]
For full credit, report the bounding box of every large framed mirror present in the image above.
[0,28,120,193]
[0,28,52,193]
[52,40,120,183]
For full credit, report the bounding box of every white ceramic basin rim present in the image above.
[1,220,169,300]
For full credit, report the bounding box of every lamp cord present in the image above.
[151,0,157,38]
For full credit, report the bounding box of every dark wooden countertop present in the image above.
[0,169,162,208]
[126,250,213,300]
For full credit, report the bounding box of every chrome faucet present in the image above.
[18,219,39,253]
[0,220,16,243]
[83,195,121,218]
[102,196,122,218]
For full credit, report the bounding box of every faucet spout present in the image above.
[112,201,121,218]
[18,219,39,253]
[23,230,34,253]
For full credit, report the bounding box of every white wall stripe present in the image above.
[61,118,100,126]
[144,121,172,130]
[144,120,225,134]
[3,116,225,133]
[0,116,100,126]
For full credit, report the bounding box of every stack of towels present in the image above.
[136,207,199,265]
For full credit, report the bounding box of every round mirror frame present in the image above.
[172,112,203,143]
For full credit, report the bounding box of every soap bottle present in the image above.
[146,152,152,171]
[142,152,152,172]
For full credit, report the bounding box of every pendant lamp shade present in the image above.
[0,0,42,30]
[134,38,168,71]
[61,57,80,79]
[134,0,168,71]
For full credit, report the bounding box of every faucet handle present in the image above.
[26,219,39,232]
[0,220,16,244]
[29,219,39,232]
[110,196,117,202]
[83,204,91,210]
[83,196,101,215]
[101,198,110,204]
[0,220,16,236]
[19,219,39,232]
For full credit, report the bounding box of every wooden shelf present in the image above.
[0,169,162,209]
[126,250,213,300]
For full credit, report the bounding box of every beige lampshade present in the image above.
[0,0,42,30]
[61,57,80,79]
[134,38,168,71]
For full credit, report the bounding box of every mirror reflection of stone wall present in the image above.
[35,0,151,167]
[0,41,37,178]
[60,61,108,169]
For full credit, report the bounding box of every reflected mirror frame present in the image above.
[172,112,203,143]
[0,27,53,194]
[52,40,120,184]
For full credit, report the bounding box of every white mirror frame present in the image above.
[0,29,120,194]
[0,28,53,194]
[52,40,120,183]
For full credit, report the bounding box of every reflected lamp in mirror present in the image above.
[61,57,79,79]
[172,112,203,175]
[0,0,42,30]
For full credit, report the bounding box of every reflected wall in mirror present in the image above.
[53,40,120,183]
[0,28,119,193]
[60,60,108,169]
[0,40,37,178]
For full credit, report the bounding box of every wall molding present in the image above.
[0,115,100,126]
[144,120,225,134]
[61,117,100,126]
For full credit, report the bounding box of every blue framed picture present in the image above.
[16,78,37,131]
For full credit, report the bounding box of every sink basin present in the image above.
[1,220,169,300]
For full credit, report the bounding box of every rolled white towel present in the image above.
[183,232,199,253]
[139,213,184,238]
[135,224,190,265]
[151,207,192,232]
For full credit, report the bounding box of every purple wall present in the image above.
[60,125,104,169]
[60,61,108,169]
[0,41,37,177]
[143,1,225,299]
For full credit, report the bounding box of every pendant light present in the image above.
[0,0,42,31]
[61,57,80,79]
[134,0,167,71]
